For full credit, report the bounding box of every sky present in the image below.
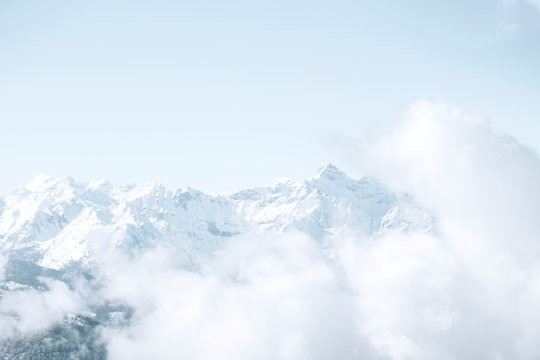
[1,0,540,194]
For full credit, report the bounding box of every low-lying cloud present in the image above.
[0,278,83,336]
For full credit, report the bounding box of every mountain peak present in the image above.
[314,163,347,181]
[25,173,55,191]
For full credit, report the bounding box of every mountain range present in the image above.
[0,164,433,273]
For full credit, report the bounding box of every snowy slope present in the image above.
[0,164,433,271]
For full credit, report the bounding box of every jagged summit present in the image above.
[25,173,59,191]
[314,163,348,180]
[20,164,352,198]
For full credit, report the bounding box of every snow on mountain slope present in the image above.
[233,164,400,239]
[0,164,433,271]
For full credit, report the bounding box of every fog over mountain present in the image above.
[1,101,540,359]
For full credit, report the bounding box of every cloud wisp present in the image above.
[505,0,540,12]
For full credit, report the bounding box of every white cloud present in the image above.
[503,0,540,12]
[356,100,540,258]
[524,0,540,10]
[0,278,83,336]
[98,235,374,360]
[340,100,540,358]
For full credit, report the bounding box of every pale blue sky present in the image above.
[1,0,540,193]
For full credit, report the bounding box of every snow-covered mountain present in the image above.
[0,164,433,272]
[0,164,435,358]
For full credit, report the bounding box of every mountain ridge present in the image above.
[0,164,433,271]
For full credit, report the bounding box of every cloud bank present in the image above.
[2,100,540,359]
